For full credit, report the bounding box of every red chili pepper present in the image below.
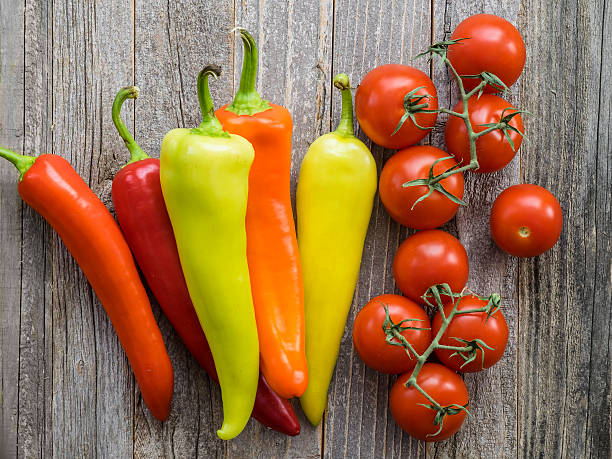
[0,147,174,421]
[110,86,300,436]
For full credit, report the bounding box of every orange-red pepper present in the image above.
[216,29,307,399]
[0,148,174,421]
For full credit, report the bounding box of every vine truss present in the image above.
[383,284,501,437]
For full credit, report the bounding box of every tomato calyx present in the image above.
[415,37,469,61]
[381,303,430,358]
[391,87,437,136]
[462,71,510,97]
[415,402,471,438]
[446,337,495,370]
[401,155,468,208]
[477,106,529,152]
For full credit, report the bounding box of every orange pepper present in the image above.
[0,149,173,420]
[216,29,307,399]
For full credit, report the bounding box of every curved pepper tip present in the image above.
[217,424,241,441]
[300,396,326,427]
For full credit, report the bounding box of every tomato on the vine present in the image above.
[355,64,438,149]
[432,295,508,373]
[490,184,563,257]
[352,294,432,374]
[393,230,469,304]
[445,94,524,174]
[390,363,469,441]
[447,14,526,93]
[379,146,464,229]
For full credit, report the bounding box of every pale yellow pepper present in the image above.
[297,74,378,426]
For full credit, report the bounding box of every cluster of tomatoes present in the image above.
[349,14,563,441]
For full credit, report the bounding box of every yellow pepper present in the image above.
[297,73,378,425]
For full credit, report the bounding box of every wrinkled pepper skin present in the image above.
[111,87,299,436]
[160,67,259,440]
[297,75,377,426]
[0,149,174,421]
[216,29,307,399]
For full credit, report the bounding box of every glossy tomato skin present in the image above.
[393,230,469,304]
[379,146,464,229]
[432,295,508,373]
[352,294,432,374]
[445,94,524,174]
[490,184,563,257]
[355,64,438,149]
[447,14,526,93]
[390,363,469,441]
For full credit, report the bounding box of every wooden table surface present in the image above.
[0,0,609,457]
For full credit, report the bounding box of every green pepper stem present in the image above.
[194,65,229,137]
[333,73,355,137]
[112,86,149,166]
[0,147,35,182]
[226,28,271,116]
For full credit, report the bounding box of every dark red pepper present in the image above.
[110,86,299,436]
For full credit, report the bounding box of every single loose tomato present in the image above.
[355,64,438,149]
[490,184,563,257]
[432,295,508,373]
[393,230,469,304]
[447,14,526,93]
[390,363,469,441]
[445,94,524,174]
[352,294,432,374]
[379,146,464,229]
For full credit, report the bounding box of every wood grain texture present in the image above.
[0,1,24,457]
[325,1,430,458]
[0,0,609,457]
[517,0,611,458]
[18,1,53,458]
[48,0,136,457]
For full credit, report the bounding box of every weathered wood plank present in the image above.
[18,1,53,458]
[585,1,612,455]
[86,1,138,457]
[325,1,431,457]
[41,0,135,456]
[517,0,611,457]
[430,3,521,458]
[232,0,333,456]
[0,1,24,457]
[134,1,234,457]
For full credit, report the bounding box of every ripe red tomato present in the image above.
[490,184,563,257]
[390,363,469,441]
[445,94,524,174]
[355,64,438,149]
[447,14,526,93]
[393,230,469,304]
[379,146,464,229]
[352,294,432,374]
[432,295,508,373]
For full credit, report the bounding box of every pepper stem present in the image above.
[193,65,229,137]
[0,147,35,182]
[112,86,149,166]
[226,28,271,116]
[333,74,355,137]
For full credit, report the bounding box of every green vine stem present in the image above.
[398,38,527,204]
[383,284,501,437]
